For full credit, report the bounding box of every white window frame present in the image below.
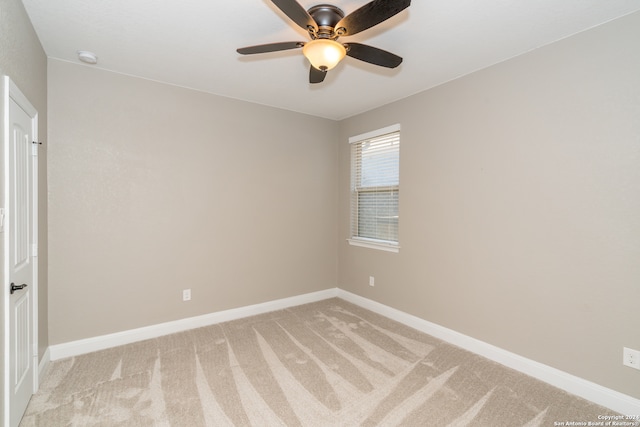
[348,124,400,253]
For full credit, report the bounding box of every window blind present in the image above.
[350,128,400,245]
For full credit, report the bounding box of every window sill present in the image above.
[347,238,400,253]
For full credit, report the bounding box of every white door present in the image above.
[4,77,38,427]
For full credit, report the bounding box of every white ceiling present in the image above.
[20,0,640,120]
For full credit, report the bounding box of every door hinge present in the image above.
[31,142,38,156]
[32,243,38,257]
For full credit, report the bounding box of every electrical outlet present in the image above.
[369,276,375,287]
[182,289,191,301]
[623,347,640,370]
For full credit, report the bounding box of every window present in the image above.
[349,124,400,253]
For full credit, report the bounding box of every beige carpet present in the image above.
[21,298,615,426]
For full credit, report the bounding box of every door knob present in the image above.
[10,283,27,295]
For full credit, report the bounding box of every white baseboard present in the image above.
[38,347,50,387]
[49,288,339,361]
[336,289,640,416]
[45,287,639,415]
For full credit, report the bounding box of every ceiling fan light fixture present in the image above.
[302,39,346,71]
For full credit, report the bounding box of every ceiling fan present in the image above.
[237,0,411,84]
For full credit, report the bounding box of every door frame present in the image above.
[2,75,39,426]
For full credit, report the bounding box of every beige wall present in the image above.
[47,60,338,344]
[0,0,48,418]
[338,11,640,399]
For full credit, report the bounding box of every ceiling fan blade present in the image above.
[345,43,403,68]
[270,0,318,32]
[309,66,327,84]
[237,42,304,55]
[335,0,411,37]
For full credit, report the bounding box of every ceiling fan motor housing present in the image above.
[307,4,345,38]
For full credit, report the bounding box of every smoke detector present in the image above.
[77,51,98,64]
